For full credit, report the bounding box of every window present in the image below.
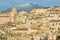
[50,27,54,30]
[59,23,60,25]
[58,28,60,30]
[52,23,55,26]
[56,23,57,25]
[30,22,33,24]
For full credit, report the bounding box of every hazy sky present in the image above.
[0,0,60,11]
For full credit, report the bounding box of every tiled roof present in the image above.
[50,20,60,22]
[13,28,28,30]
[0,14,10,17]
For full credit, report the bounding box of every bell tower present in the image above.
[10,6,17,22]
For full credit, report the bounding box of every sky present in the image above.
[0,0,60,11]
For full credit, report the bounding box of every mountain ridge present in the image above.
[1,3,51,12]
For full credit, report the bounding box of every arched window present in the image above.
[52,23,55,26]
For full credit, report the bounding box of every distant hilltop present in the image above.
[0,3,60,12]
[0,3,50,12]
